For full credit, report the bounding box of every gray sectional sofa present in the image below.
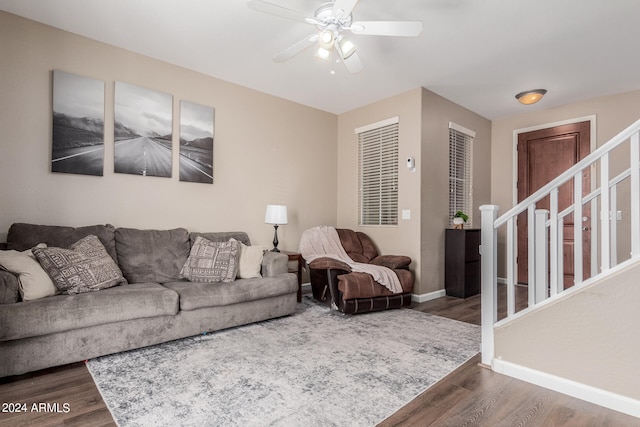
[0,223,298,377]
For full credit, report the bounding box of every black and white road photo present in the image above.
[179,100,214,184]
[114,82,173,177]
[52,70,105,176]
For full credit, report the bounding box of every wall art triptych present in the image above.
[114,81,173,178]
[51,70,215,184]
[179,100,214,184]
[52,70,105,176]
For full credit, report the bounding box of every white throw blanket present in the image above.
[299,226,403,294]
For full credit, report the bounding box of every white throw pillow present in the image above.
[233,239,266,279]
[0,245,57,301]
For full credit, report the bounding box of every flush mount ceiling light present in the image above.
[515,89,547,105]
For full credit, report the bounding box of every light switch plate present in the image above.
[402,210,411,220]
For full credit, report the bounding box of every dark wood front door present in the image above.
[517,121,591,288]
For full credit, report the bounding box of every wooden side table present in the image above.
[280,251,304,302]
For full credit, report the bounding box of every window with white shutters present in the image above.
[357,117,399,226]
[449,122,474,228]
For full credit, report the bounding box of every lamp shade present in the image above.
[265,205,288,225]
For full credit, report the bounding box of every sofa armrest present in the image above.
[0,269,20,304]
[309,257,352,272]
[370,255,411,269]
[261,251,289,277]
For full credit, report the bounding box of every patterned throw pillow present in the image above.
[32,235,127,294]
[180,237,240,283]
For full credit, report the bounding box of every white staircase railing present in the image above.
[480,119,640,366]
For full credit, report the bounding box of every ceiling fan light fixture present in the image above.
[249,0,424,74]
[515,89,547,105]
[319,30,335,48]
[338,37,356,59]
[315,46,332,61]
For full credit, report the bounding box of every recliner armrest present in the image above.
[309,257,352,272]
[370,255,411,269]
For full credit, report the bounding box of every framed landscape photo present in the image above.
[114,81,173,177]
[179,100,214,184]
[52,70,105,176]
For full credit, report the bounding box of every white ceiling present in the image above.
[2,0,639,119]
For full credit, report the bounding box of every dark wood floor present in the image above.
[1,289,638,427]
[0,362,114,427]
[380,292,640,426]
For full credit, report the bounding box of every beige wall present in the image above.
[420,89,492,295]
[494,262,640,400]
[336,89,423,291]
[336,88,491,296]
[0,11,337,250]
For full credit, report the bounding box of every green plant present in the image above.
[453,211,468,222]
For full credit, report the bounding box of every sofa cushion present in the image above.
[0,245,57,301]
[356,231,380,261]
[33,235,127,294]
[336,228,363,257]
[336,228,380,263]
[189,231,251,246]
[163,274,298,311]
[7,223,118,262]
[116,227,190,284]
[180,237,240,283]
[0,283,179,341]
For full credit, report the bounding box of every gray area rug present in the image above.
[87,296,480,426]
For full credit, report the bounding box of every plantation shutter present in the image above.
[449,122,474,228]
[357,117,399,226]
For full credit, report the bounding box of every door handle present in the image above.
[582,227,590,231]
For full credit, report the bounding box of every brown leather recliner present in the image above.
[308,228,414,314]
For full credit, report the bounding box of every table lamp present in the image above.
[264,204,288,252]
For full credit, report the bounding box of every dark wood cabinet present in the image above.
[445,229,481,298]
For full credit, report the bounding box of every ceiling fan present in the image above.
[247,0,423,73]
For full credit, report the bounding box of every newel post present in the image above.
[480,205,499,367]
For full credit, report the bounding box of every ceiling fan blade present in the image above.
[273,34,319,63]
[350,20,423,37]
[247,0,310,23]
[332,0,360,18]
[341,51,364,74]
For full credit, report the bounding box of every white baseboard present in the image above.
[411,289,446,303]
[493,359,640,419]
